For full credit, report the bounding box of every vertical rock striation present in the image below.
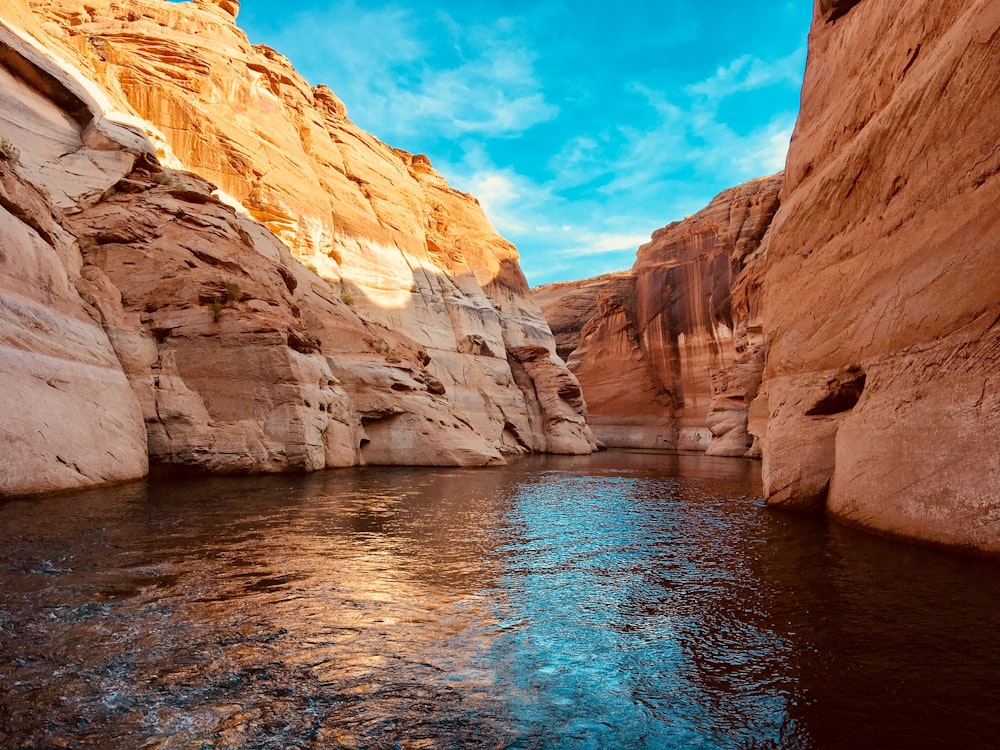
[633,174,781,454]
[759,0,1000,554]
[534,174,781,453]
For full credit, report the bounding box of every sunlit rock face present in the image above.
[0,0,595,493]
[534,175,781,453]
[0,21,150,495]
[760,0,1000,554]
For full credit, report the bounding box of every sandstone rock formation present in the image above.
[759,0,1000,554]
[532,272,631,361]
[634,175,781,454]
[0,0,595,495]
[535,175,781,453]
[0,159,148,495]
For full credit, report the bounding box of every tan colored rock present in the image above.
[0,161,148,496]
[0,0,594,493]
[635,174,781,452]
[66,168,354,474]
[13,0,595,460]
[760,0,1000,554]
[0,19,152,495]
[508,344,595,454]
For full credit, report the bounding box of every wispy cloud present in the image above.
[461,164,555,235]
[733,122,795,175]
[445,44,804,285]
[239,2,811,285]
[537,48,801,207]
[447,158,665,285]
[550,229,655,258]
[264,2,556,138]
[685,46,807,101]
[606,52,803,192]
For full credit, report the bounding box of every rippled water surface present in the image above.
[3,451,1000,749]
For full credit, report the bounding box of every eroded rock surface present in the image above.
[532,272,631,362]
[0,158,148,494]
[760,0,1000,554]
[535,175,781,453]
[0,0,595,494]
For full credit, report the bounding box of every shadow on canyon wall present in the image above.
[0,16,596,497]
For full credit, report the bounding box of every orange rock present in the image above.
[534,175,781,453]
[760,0,1000,555]
[533,272,632,362]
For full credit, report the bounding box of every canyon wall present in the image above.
[534,175,781,454]
[759,0,1000,554]
[537,0,1000,556]
[0,0,596,496]
[531,272,631,362]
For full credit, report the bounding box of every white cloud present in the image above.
[264,3,556,138]
[277,3,424,73]
[547,135,605,188]
[462,166,555,235]
[735,123,794,174]
[551,229,654,258]
[685,46,807,101]
[592,51,803,198]
[241,6,809,285]
[447,159,663,284]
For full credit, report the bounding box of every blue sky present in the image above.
[237,1,812,285]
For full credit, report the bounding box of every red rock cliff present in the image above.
[534,174,781,453]
[758,0,1000,555]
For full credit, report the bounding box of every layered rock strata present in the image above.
[535,175,781,453]
[0,0,596,495]
[758,0,1000,554]
[532,272,631,362]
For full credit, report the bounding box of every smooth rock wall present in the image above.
[760,0,1000,554]
[0,160,148,494]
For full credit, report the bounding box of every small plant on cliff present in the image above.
[0,137,20,165]
[153,171,173,186]
[210,298,224,323]
[341,292,355,306]
[226,280,242,305]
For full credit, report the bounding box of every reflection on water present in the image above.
[1,451,999,748]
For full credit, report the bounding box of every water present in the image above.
[2,451,999,749]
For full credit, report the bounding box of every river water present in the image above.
[2,451,999,749]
